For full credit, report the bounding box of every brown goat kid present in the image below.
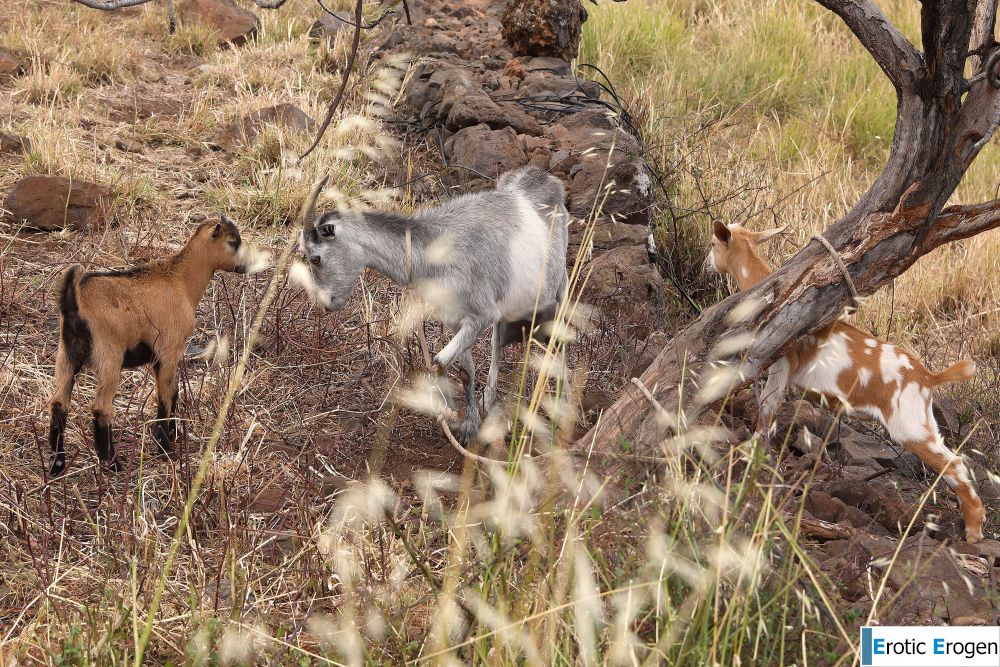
[709,221,985,542]
[47,217,253,477]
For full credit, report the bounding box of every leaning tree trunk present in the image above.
[574,0,1000,468]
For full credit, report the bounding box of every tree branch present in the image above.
[69,0,154,8]
[921,198,1000,250]
[970,0,998,70]
[299,0,364,160]
[814,0,924,90]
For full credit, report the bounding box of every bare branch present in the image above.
[69,0,155,8]
[814,0,924,90]
[299,0,363,160]
[317,0,392,29]
[921,198,1000,250]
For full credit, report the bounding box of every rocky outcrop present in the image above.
[210,103,315,152]
[176,0,258,46]
[5,176,114,231]
[500,0,587,61]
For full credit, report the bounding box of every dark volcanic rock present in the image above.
[176,0,258,46]
[5,176,113,231]
[0,133,31,156]
[0,49,25,83]
[569,156,654,225]
[449,124,527,178]
[210,103,315,152]
[501,0,587,61]
[584,246,662,311]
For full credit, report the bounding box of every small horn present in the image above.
[299,174,331,230]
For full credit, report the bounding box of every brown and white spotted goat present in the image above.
[709,221,985,542]
[47,216,255,477]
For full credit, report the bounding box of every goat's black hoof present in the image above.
[48,455,67,478]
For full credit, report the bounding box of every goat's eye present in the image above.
[228,239,239,249]
[318,224,336,239]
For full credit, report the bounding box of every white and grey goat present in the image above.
[299,166,571,441]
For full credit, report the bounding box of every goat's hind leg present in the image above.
[91,356,123,472]
[152,358,180,457]
[905,433,985,543]
[47,346,78,477]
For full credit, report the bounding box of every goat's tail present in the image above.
[929,359,976,386]
[56,264,85,324]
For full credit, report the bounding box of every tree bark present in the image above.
[574,0,1000,467]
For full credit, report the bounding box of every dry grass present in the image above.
[582,0,1000,446]
[0,0,996,664]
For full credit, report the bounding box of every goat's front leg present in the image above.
[91,356,123,472]
[758,357,790,439]
[47,346,78,477]
[433,315,493,441]
[152,358,180,457]
[433,315,494,370]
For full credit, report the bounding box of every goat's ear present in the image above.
[211,222,222,239]
[754,224,787,245]
[712,220,731,245]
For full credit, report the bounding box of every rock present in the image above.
[549,148,573,172]
[176,0,258,46]
[519,72,601,99]
[584,246,662,311]
[837,428,899,467]
[573,220,648,251]
[975,539,1000,566]
[933,395,963,440]
[114,137,144,154]
[569,156,654,225]
[503,58,527,80]
[791,427,817,455]
[860,533,994,623]
[501,0,587,61]
[309,11,351,41]
[0,133,31,156]
[445,90,541,136]
[825,478,873,508]
[952,616,989,626]
[450,124,527,178]
[5,176,113,231]
[0,50,25,83]
[893,451,925,480]
[403,65,472,118]
[805,490,849,524]
[210,103,315,152]
[430,32,459,54]
[525,56,572,76]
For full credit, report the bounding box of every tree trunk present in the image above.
[574,0,1000,469]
